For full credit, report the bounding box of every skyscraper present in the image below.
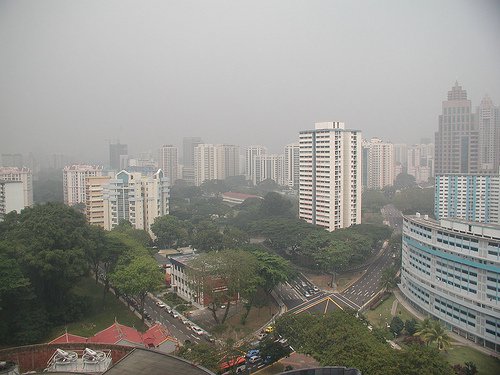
[435,82,478,174]
[182,137,203,184]
[299,122,361,231]
[158,145,179,185]
[284,143,300,189]
[245,145,267,182]
[253,154,284,186]
[109,142,128,171]
[1,153,24,168]
[477,95,500,173]
[363,138,394,190]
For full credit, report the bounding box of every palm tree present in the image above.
[415,320,451,350]
[379,267,397,292]
[414,318,433,345]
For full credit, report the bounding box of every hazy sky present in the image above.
[1,0,499,162]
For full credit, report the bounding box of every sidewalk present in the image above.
[393,288,499,358]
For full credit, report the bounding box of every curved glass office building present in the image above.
[400,214,500,352]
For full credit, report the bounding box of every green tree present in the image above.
[111,256,163,323]
[177,342,220,372]
[187,250,260,324]
[191,221,224,252]
[222,226,249,249]
[390,316,404,337]
[420,320,452,350]
[9,203,88,317]
[151,215,188,248]
[380,266,398,292]
[405,318,418,335]
[394,173,417,190]
[259,192,293,217]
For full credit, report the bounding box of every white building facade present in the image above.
[400,215,500,352]
[435,174,500,225]
[253,154,284,186]
[158,145,178,185]
[63,165,103,206]
[0,180,25,220]
[245,145,267,182]
[363,138,394,190]
[103,169,169,235]
[284,143,300,189]
[299,122,362,231]
[0,167,33,209]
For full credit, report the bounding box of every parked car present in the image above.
[304,291,311,298]
[246,349,260,358]
[171,311,179,318]
[264,325,274,334]
[248,355,260,364]
[313,286,319,292]
[156,302,166,308]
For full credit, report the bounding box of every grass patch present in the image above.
[364,293,415,328]
[48,277,146,340]
[442,345,500,375]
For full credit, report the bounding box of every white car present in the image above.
[304,292,311,298]
[156,302,166,308]
[171,311,179,318]
[191,326,204,335]
[248,355,260,364]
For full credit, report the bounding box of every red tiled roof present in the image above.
[143,324,173,347]
[49,333,88,344]
[89,322,144,345]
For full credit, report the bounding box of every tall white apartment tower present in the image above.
[158,145,178,185]
[63,165,103,206]
[364,138,394,189]
[284,143,300,189]
[194,144,218,186]
[0,167,33,208]
[299,122,362,231]
[245,146,267,182]
[253,154,285,186]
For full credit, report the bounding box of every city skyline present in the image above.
[1,1,499,160]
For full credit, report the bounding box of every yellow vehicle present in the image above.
[264,325,274,334]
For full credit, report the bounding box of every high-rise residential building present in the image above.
[245,145,267,182]
[194,144,218,186]
[284,143,300,189]
[363,138,394,190]
[193,144,240,186]
[1,153,24,168]
[253,154,284,186]
[299,122,362,231]
[393,144,408,168]
[400,215,500,352]
[182,137,203,167]
[0,180,25,220]
[477,95,500,173]
[109,142,128,171]
[435,174,500,225]
[218,144,240,179]
[435,82,478,175]
[0,167,33,208]
[407,143,434,183]
[103,170,169,235]
[158,145,179,185]
[85,175,112,228]
[63,165,103,206]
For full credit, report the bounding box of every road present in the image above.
[276,234,399,314]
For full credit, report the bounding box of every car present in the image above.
[204,334,215,343]
[248,355,260,364]
[304,291,311,298]
[264,325,274,334]
[301,281,307,287]
[257,332,266,340]
[156,302,166,308]
[191,326,204,335]
[246,349,260,358]
[181,318,190,325]
[313,286,319,292]
[171,311,179,318]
